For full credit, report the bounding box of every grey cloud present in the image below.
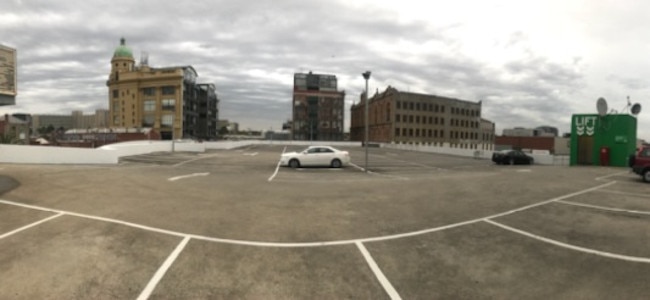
[4,0,626,137]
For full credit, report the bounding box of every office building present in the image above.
[292,72,345,141]
[106,38,219,140]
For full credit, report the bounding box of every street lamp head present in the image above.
[362,71,371,80]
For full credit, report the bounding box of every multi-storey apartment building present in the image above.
[292,72,345,141]
[350,86,494,149]
[106,38,219,140]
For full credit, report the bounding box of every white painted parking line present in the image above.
[356,242,402,300]
[595,189,650,199]
[557,200,650,216]
[484,219,650,263]
[168,173,209,181]
[172,153,223,168]
[595,170,629,181]
[268,146,286,182]
[137,236,190,300]
[0,180,617,248]
[0,213,63,240]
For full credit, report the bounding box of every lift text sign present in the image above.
[575,116,597,136]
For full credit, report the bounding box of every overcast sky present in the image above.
[2,0,650,139]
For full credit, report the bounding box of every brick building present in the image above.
[350,86,494,149]
[291,72,345,141]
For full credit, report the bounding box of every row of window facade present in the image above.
[112,114,174,127]
[395,114,480,128]
[395,101,480,117]
[112,86,176,99]
[394,128,480,140]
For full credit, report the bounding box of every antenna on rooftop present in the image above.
[140,51,149,66]
[596,97,608,116]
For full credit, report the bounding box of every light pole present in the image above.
[362,71,371,173]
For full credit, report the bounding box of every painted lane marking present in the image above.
[137,236,190,300]
[348,162,368,172]
[243,152,258,156]
[356,242,402,300]
[168,173,209,181]
[595,170,629,181]
[484,181,617,220]
[348,162,409,180]
[268,146,286,182]
[485,219,650,263]
[0,213,63,240]
[595,189,650,199]
[0,181,615,248]
[557,200,650,216]
[0,180,615,248]
[173,153,223,168]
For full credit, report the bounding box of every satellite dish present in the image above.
[596,97,608,116]
[631,103,642,115]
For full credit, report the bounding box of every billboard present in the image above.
[0,44,17,105]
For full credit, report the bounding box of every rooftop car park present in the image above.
[1,144,649,299]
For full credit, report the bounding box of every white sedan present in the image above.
[280,146,351,168]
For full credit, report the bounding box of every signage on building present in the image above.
[0,45,17,96]
[574,115,597,136]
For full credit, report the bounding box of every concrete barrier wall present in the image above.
[0,139,570,165]
[99,141,172,157]
[381,143,494,159]
[380,142,569,165]
[0,144,118,164]
[204,140,361,150]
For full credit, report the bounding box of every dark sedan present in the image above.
[492,150,534,165]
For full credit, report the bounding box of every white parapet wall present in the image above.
[0,139,568,166]
[203,140,361,150]
[380,142,568,165]
[0,144,118,164]
[0,140,207,165]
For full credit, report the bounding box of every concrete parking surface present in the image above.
[0,144,649,299]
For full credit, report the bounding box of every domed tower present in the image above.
[109,37,134,80]
[107,38,136,128]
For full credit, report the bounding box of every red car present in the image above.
[630,146,650,182]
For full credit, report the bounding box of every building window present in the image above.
[409,102,414,110]
[161,115,174,127]
[162,99,175,110]
[397,101,401,109]
[142,115,154,127]
[409,128,414,137]
[143,87,155,96]
[112,90,119,98]
[396,114,401,122]
[395,128,400,137]
[144,100,155,112]
[162,86,175,95]
[416,103,420,111]
[409,115,414,123]
[416,116,420,124]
